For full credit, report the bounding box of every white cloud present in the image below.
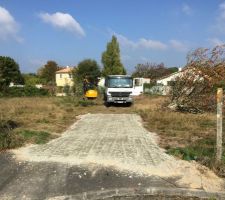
[114,33,167,50]
[114,32,190,52]
[115,33,136,48]
[39,12,85,37]
[0,6,22,42]
[182,3,192,15]
[138,38,167,50]
[169,39,188,52]
[208,38,224,46]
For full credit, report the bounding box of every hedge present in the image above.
[0,86,49,97]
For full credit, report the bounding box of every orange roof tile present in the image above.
[56,67,73,73]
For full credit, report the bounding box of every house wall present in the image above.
[56,73,73,87]
[156,72,181,86]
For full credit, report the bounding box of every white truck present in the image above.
[104,75,133,106]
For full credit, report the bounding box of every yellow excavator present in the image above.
[83,77,98,99]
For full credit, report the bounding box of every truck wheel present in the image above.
[126,102,132,107]
[105,102,111,107]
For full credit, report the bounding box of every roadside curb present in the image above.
[47,187,225,200]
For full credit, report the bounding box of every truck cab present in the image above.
[104,75,133,106]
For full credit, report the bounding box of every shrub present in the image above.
[2,86,49,97]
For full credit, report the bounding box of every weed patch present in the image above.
[0,120,23,150]
[19,130,52,144]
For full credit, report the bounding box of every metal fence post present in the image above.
[216,88,223,162]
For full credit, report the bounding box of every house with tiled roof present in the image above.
[55,66,74,87]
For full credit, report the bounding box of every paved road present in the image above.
[0,114,224,199]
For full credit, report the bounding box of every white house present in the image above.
[144,68,183,96]
[133,78,151,96]
[156,68,182,86]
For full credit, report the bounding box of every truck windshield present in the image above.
[108,77,133,88]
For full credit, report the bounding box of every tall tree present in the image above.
[102,36,126,76]
[38,61,59,85]
[0,56,24,91]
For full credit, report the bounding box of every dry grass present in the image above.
[0,95,219,145]
[0,97,77,134]
[135,95,225,177]
[136,96,217,148]
[0,96,135,136]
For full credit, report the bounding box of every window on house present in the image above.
[60,74,62,78]
[69,74,72,79]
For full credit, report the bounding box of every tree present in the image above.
[0,56,24,91]
[38,61,59,85]
[72,59,100,96]
[73,59,101,83]
[23,73,44,86]
[102,36,126,76]
[132,62,177,80]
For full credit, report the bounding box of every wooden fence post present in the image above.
[216,88,223,162]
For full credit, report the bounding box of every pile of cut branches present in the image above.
[169,45,225,113]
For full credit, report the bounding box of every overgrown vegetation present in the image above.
[170,45,225,113]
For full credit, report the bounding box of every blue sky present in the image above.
[0,0,225,74]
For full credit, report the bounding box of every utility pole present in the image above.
[216,88,223,162]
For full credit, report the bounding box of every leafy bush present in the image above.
[2,86,49,97]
